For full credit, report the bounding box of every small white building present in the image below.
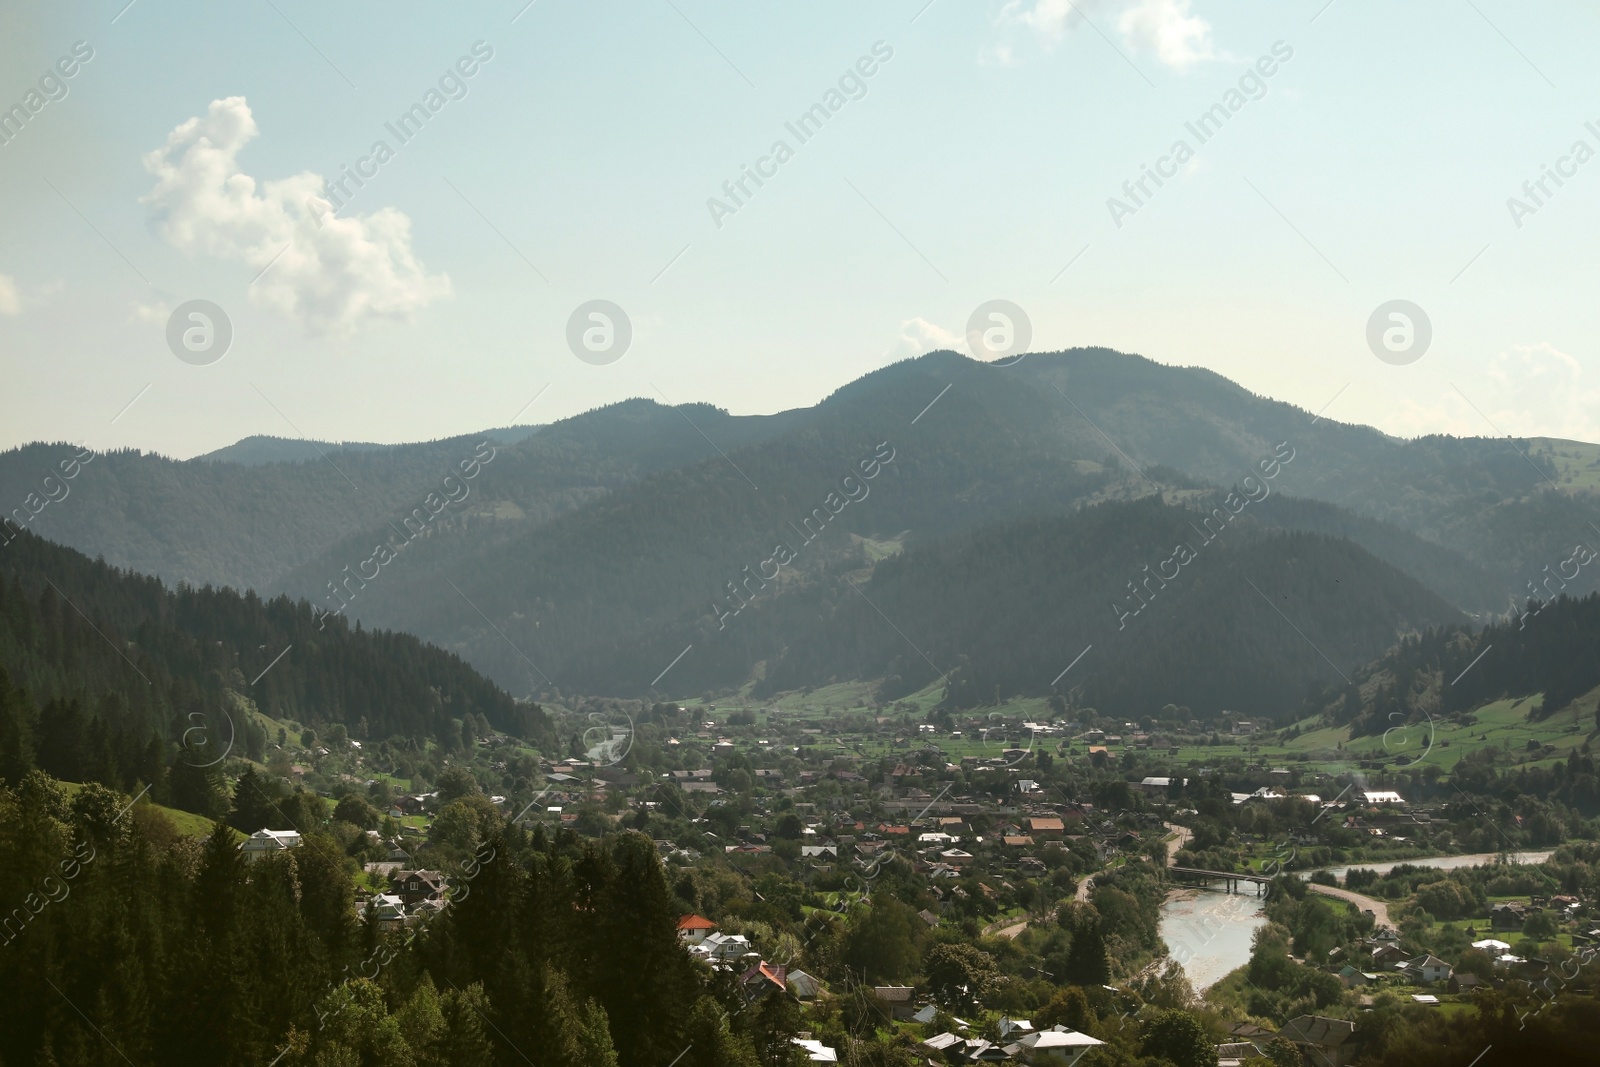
[1017,1028,1105,1066]
[1362,791,1405,806]
[792,1039,838,1063]
[239,828,302,862]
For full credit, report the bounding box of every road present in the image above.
[1306,882,1392,928]
[995,918,1030,939]
[1163,822,1192,865]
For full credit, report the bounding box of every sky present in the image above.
[2,0,1599,459]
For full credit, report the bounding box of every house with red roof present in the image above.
[677,913,718,944]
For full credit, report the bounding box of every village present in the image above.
[223,695,1599,1066]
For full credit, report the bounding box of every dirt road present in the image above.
[1306,882,1392,928]
[1164,822,1192,865]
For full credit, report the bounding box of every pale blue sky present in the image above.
[3,0,1599,457]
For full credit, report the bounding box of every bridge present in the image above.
[1167,867,1272,897]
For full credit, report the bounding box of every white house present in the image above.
[1362,791,1404,806]
[692,932,754,963]
[362,893,407,926]
[239,828,302,862]
[792,1039,837,1063]
[1405,954,1453,984]
[1017,1028,1106,1066]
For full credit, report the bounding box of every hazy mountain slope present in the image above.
[0,400,803,594]
[1246,494,1510,616]
[683,496,1465,718]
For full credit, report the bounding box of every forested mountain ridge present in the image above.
[0,399,804,594]
[6,349,1592,603]
[711,495,1466,717]
[0,528,546,802]
[6,349,1597,708]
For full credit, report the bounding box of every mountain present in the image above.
[0,400,805,594]
[520,493,1467,716]
[194,426,546,465]
[5,349,1598,707]
[0,528,546,797]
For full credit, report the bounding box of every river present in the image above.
[1157,850,1556,990]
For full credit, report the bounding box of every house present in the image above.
[921,1033,966,1056]
[739,961,788,1000]
[1362,791,1405,806]
[361,893,407,927]
[792,1039,838,1063]
[693,932,754,963]
[1404,954,1453,984]
[1370,944,1407,969]
[1335,965,1370,988]
[787,969,822,999]
[1016,1028,1105,1066]
[391,869,446,909]
[940,849,974,867]
[961,1039,1012,1062]
[1410,994,1440,1006]
[997,1018,1034,1039]
[1491,902,1526,930]
[1137,777,1185,795]
[1216,1042,1263,1067]
[1002,835,1034,847]
[1448,973,1484,993]
[871,986,918,1021]
[1027,817,1065,838]
[677,914,718,943]
[239,828,302,862]
[1277,1016,1359,1067]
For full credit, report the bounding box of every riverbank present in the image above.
[1158,848,1559,990]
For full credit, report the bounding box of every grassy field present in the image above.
[57,781,233,839]
[1529,438,1600,494]
[672,667,1598,785]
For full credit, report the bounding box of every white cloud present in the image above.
[997,0,1216,71]
[1116,0,1215,70]
[141,97,449,335]
[130,300,169,325]
[1391,343,1600,444]
[881,317,963,364]
[0,275,21,316]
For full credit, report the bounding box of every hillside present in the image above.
[1299,592,1600,742]
[0,529,546,801]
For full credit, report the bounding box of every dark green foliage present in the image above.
[0,529,551,798]
[1140,1008,1218,1067]
[841,897,926,984]
[0,774,768,1067]
[922,942,999,1011]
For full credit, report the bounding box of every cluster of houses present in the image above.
[238,825,456,928]
[355,868,451,927]
[921,1020,1103,1066]
[1217,1017,1359,1067]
